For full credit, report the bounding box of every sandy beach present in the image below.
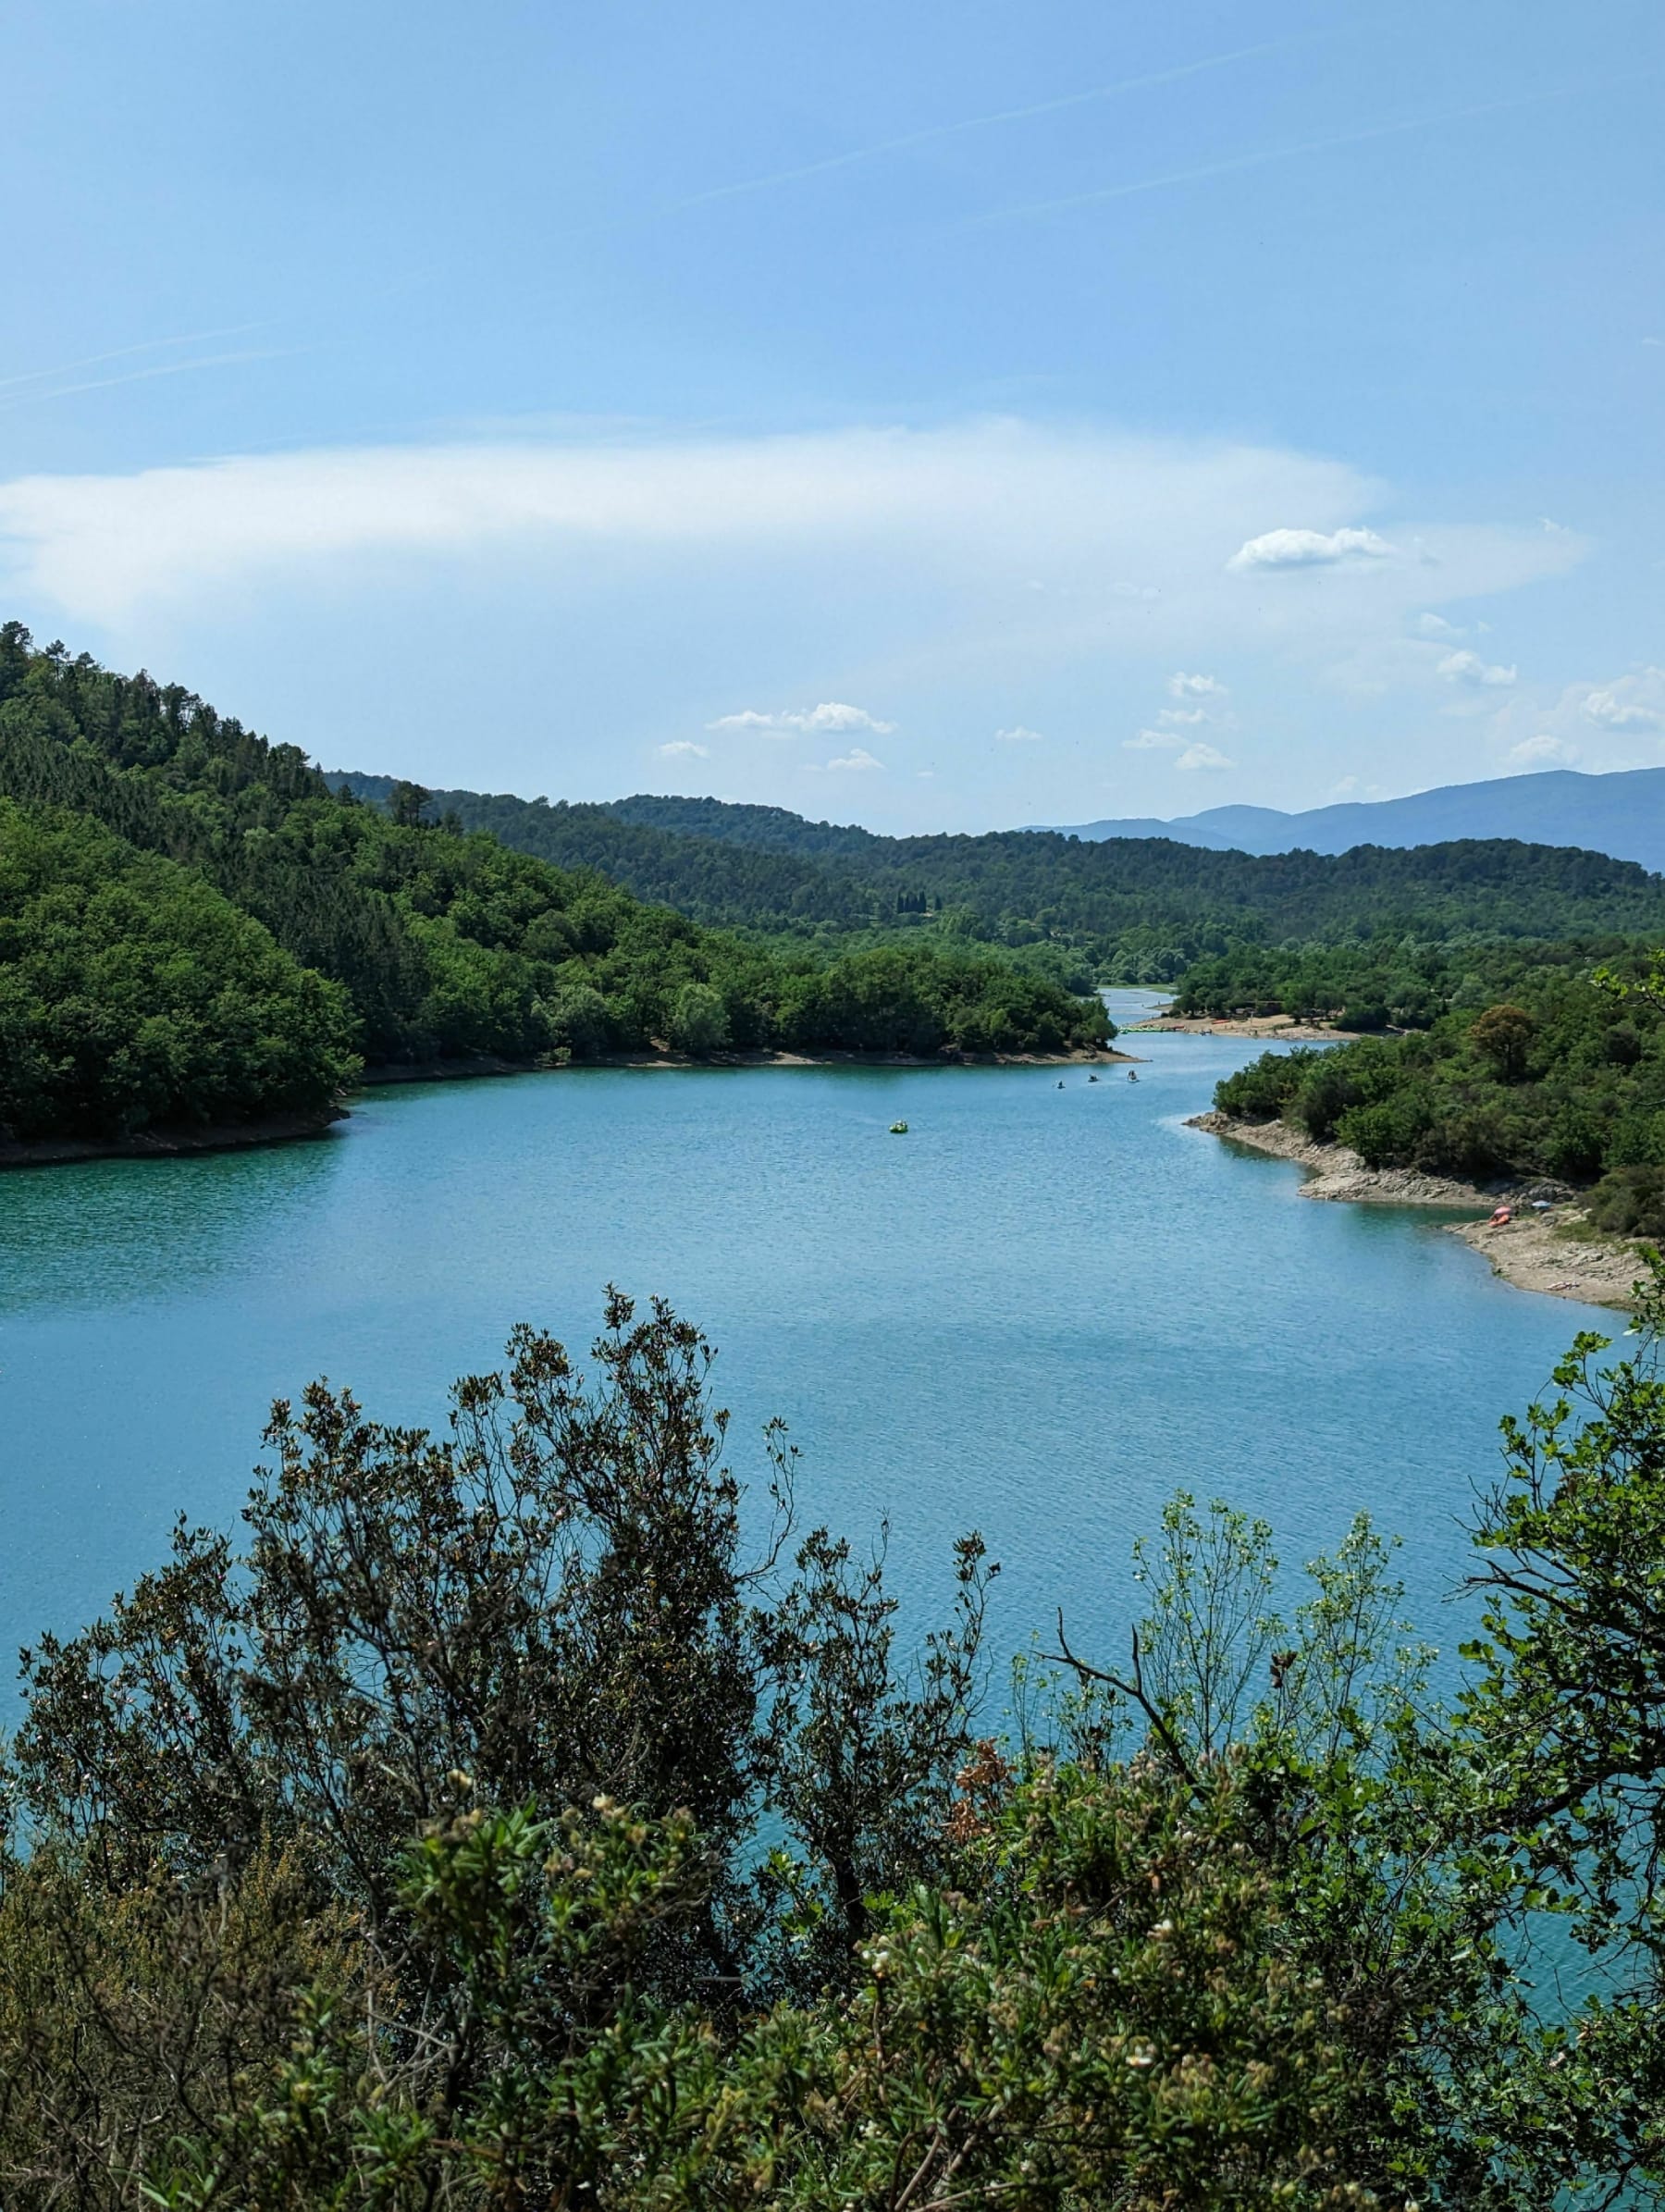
[1128,1011,1360,1043]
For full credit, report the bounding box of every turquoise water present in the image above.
[0,994,1616,1712]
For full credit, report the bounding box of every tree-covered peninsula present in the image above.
[1210,942,1665,1230]
[0,627,1108,1147]
[6,1279,1665,2205]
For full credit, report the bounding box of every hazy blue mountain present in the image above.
[1043,767,1665,872]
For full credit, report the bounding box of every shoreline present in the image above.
[1129,1012,1359,1044]
[1,1044,1136,1173]
[1187,1111,1643,1310]
[361,1043,1138,1082]
[0,1104,348,1174]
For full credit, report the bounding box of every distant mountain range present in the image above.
[1042,767,1665,873]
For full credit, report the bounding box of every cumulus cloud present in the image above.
[1510,735,1580,766]
[1175,741,1234,772]
[1227,525,1392,571]
[1123,728,1182,750]
[1486,669,1665,774]
[824,746,884,772]
[994,723,1044,742]
[707,701,894,735]
[1167,670,1227,698]
[704,709,777,732]
[656,739,709,759]
[1157,706,1208,725]
[1437,649,1517,687]
[1583,686,1664,731]
[1414,612,1464,638]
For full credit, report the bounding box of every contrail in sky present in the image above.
[970,76,1643,227]
[0,319,273,396]
[657,35,1311,217]
[0,348,299,414]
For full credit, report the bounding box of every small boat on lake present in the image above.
[890,1120,908,1134]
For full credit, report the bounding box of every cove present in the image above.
[0,993,1614,1717]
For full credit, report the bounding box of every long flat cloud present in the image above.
[0,419,1576,638]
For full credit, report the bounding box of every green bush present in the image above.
[15,1283,1665,2201]
[1586,1163,1665,1239]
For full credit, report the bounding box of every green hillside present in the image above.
[0,628,1109,1147]
[0,800,356,1144]
[337,772,1665,978]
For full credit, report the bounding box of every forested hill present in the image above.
[0,627,1108,1146]
[340,774,876,933]
[338,771,1665,970]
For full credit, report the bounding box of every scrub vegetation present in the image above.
[5,1279,1665,2206]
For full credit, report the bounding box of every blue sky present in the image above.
[2,0,1660,830]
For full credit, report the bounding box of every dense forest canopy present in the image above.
[1171,933,1643,1030]
[338,769,1665,978]
[0,799,356,1143]
[0,627,1108,1143]
[6,1281,1665,2204]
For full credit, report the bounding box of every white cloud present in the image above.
[802,701,894,733]
[1582,686,1664,731]
[994,723,1044,742]
[1167,669,1227,698]
[1227,525,1393,571]
[1437,649,1517,687]
[1510,735,1580,766]
[1486,668,1665,775]
[824,746,884,772]
[1123,728,1182,750]
[707,700,894,735]
[0,421,1375,624]
[1414,611,1464,638]
[1175,741,1234,772]
[0,419,1587,810]
[656,739,709,759]
[704,709,778,732]
[1157,706,1208,725]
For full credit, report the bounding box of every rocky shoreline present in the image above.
[1187,1111,1644,1310]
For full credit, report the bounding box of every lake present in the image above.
[0,992,1616,1718]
